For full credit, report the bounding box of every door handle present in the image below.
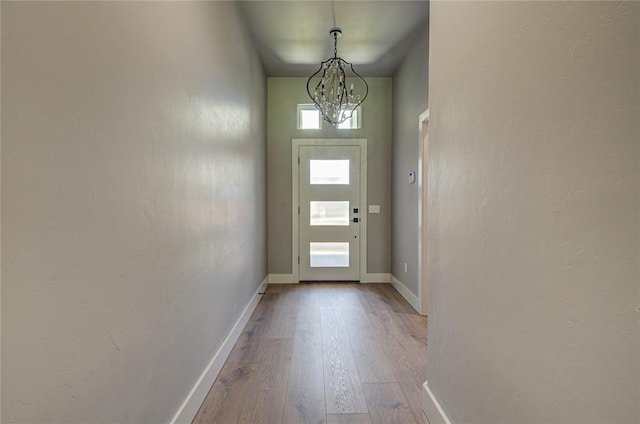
[352,217,359,223]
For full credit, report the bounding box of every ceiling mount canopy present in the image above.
[306,27,369,126]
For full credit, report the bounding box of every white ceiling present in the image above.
[237,1,429,77]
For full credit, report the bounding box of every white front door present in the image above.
[298,145,361,281]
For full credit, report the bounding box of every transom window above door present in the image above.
[297,104,362,130]
[336,107,361,129]
[297,104,322,129]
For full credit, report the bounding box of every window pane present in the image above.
[310,160,349,185]
[299,109,320,129]
[310,201,350,226]
[337,109,358,129]
[310,242,349,268]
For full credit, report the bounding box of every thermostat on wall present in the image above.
[408,171,416,184]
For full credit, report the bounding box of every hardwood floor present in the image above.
[193,283,427,424]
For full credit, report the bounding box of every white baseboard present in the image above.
[268,273,391,284]
[390,274,420,313]
[268,274,297,284]
[169,276,269,424]
[361,273,391,283]
[422,381,452,424]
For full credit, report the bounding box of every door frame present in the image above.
[292,138,368,283]
[418,109,429,315]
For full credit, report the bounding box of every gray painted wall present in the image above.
[1,2,266,422]
[427,1,639,422]
[391,25,429,296]
[267,77,392,275]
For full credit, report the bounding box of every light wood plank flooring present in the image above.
[193,283,427,424]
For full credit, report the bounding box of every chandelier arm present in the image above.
[337,59,348,112]
[306,61,327,110]
[348,63,369,105]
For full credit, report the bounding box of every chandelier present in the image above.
[307,28,368,126]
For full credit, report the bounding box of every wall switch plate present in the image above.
[368,205,380,214]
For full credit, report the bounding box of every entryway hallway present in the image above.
[193,283,427,424]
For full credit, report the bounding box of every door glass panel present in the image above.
[309,242,349,267]
[310,160,349,185]
[310,201,350,226]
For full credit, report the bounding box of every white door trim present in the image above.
[418,109,429,315]
[292,138,368,283]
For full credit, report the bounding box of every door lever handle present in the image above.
[352,217,359,223]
